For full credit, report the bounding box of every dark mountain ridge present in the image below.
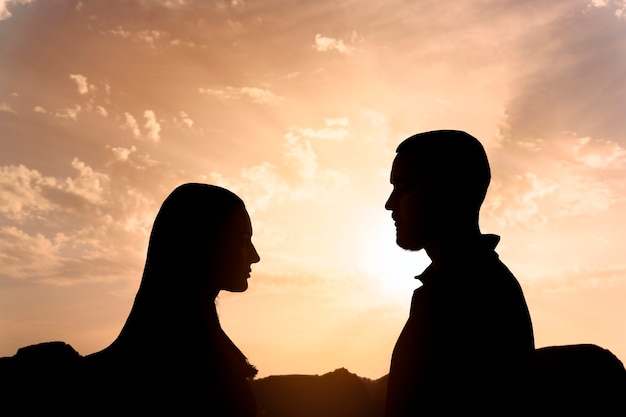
[251,367,387,417]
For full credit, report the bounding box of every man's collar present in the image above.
[414,234,501,286]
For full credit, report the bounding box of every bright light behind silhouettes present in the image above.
[353,205,428,297]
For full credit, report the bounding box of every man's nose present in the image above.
[385,192,394,211]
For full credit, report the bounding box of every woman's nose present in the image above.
[250,243,260,263]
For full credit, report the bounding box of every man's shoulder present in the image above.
[437,249,523,301]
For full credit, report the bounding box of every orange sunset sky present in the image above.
[1,0,625,379]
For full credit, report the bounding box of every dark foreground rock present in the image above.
[1,342,625,416]
[535,344,626,415]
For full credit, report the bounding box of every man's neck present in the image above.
[423,229,483,266]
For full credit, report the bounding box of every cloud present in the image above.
[0,149,188,285]
[286,118,350,146]
[283,118,351,180]
[360,109,390,144]
[54,105,81,121]
[143,0,187,8]
[34,104,99,121]
[0,0,33,21]
[0,226,63,282]
[170,39,196,48]
[587,0,626,18]
[556,174,616,217]
[0,159,107,221]
[64,158,110,206]
[124,112,141,138]
[0,102,16,114]
[136,30,165,46]
[211,117,352,221]
[325,117,349,127]
[0,221,144,286]
[313,33,356,55]
[284,132,318,180]
[175,110,193,128]
[123,111,161,141]
[239,163,292,211]
[240,87,284,105]
[143,110,161,142]
[573,136,626,168]
[0,164,56,219]
[527,263,626,292]
[108,145,137,162]
[210,162,291,215]
[487,131,626,228]
[214,0,245,10]
[109,26,131,38]
[199,86,285,105]
[95,106,108,117]
[69,74,92,95]
[107,27,173,48]
[485,172,557,229]
[296,126,349,142]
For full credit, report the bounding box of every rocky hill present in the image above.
[251,368,388,417]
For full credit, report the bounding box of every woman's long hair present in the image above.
[77,184,257,416]
[104,183,255,376]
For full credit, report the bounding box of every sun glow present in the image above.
[353,205,429,299]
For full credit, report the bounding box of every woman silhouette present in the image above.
[77,183,261,416]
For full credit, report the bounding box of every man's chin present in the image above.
[224,282,249,293]
[396,235,423,251]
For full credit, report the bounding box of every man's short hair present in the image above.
[396,130,491,210]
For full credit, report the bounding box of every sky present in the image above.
[1,0,625,379]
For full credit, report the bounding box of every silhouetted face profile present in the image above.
[385,152,433,251]
[142,183,261,303]
[385,130,491,251]
[211,204,260,293]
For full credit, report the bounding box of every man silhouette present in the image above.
[384,130,534,416]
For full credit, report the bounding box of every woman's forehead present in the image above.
[228,205,253,231]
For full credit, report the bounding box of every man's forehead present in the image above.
[390,153,424,183]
